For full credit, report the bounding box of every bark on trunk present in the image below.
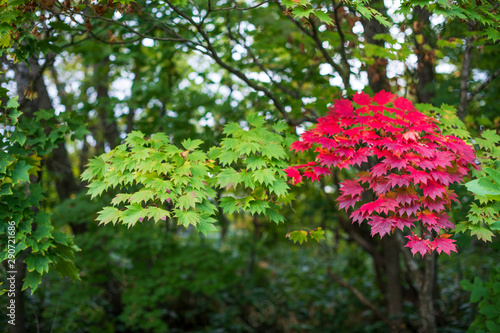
[419,253,437,333]
[361,0,390,93]
[94,57,120,149]
[413,7,435,104]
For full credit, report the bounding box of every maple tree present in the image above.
[285,91,477,257]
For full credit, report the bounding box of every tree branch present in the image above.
[467,67,500,102]
[458,20,475,120]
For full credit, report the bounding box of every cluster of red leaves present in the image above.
[285,91,477,257]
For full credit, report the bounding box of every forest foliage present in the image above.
[1,0,499,332]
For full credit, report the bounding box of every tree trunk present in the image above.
[383,237,407,332]
[361,0,390,93]
[94,57,120,149]
[413,6,436,104]
[419,253,437,333]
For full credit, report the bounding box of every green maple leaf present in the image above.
[221,138,240,150]
[133,147,151,161]
[0,183,12,197]
[314,10,334,25]
[240,170,256,190]
[146,206,171,223]
[124,130,145,146]
[87,180,109,200]
[222,122,242,136]
[207,147,222,160]
[252,169,276,186]
[217,168,241,190]
[197,219,217,235]
[182,138,203,151]
[238,141,261,155]
[269,179,290,196]
[148,179,173,193]
[220,196,239,214]
[25,254,52,274]
[246,156,267,171]
[111,193,132,206]
[267,209,285,224]
[53,259,80,281]
[31,212,53,241]
[273,121,288,132]
[86,156,108,179]
[175,210,201,227]
[22,271,42,295]
[310,228,325,242]
[247,114,265,128]
[177,191,201,210]
[188,150,207,162]
[482,129,500,144]
[249,200,270,215]
[470,225,495,242]
[96,206,122,225]
[129,189,155,204]
[261,143,286,160]
[122,204,147,227]
[12,160,31,184]
[288,230,308,244]
[219,150,240,166]
[293,7,314,19]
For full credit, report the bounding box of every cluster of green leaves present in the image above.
[0,97,82,294]
[281,0,390,28]
[83,114,295,234]
[461,265,500,332]
[286,227,325,245]
[208,114,294,223]
[399,0,500,42]
[82,131,218,234]
[462,130,500,242]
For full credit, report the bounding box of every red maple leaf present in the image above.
[368,215,393,237]
[422,180,447,200]
[431,234,457,256]
[372,90,395,105]
[339,179,364,197]
[338,194,362,211]
[353,92,372,106]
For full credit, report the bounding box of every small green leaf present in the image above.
[197,219,217,236]
[314,10,334,25]
[53,259,80,281]
[96,207,122,225]
[219,150,240,166]
[246,113,266,128]
[469,225,495,242]
[176,210,201,227]
[25,254,52,274]
[217,168,242,190]
[22,271,42,295]
[129,189,155,204]
[310,228,325,242]
[146,206,171,223]
[182,138,203,150]
[223,122,242,136]
[12,161,31,184]
[252,169,276,186]
[87,180,109,200]
[220,196,239,214]
[287,230,308,244]
[176,191,201,210]
[122,204,147,227]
